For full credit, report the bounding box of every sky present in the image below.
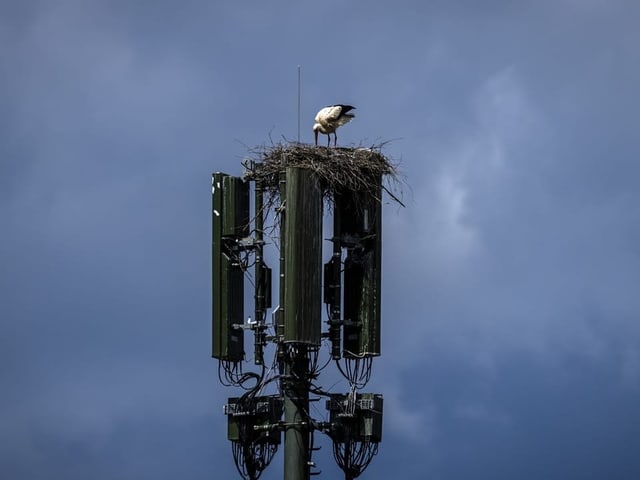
[2,0,640,478]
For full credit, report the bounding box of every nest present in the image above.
[242,142,403,208]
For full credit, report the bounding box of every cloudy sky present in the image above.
[2,1,640,478]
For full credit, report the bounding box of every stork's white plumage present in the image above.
[313,104,356,146]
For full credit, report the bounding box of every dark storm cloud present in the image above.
[2,1,640,479]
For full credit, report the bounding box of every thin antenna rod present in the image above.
[297,65,301,143]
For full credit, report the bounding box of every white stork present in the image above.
[313,104,356,146]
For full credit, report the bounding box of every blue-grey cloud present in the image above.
[2,1,640,479]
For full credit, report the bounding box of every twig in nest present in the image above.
[242,142,403,209]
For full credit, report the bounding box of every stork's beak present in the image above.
[314,129,318,146]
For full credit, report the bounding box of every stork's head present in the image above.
[312,123,321,146]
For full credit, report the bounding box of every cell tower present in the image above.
[212,144,396,480]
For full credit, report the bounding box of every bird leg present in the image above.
[327,135,330,147]
[334,133,338,147]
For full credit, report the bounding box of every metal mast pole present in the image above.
[280,166,322,480]
[297,65,301,144]
[283,345,310,480]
